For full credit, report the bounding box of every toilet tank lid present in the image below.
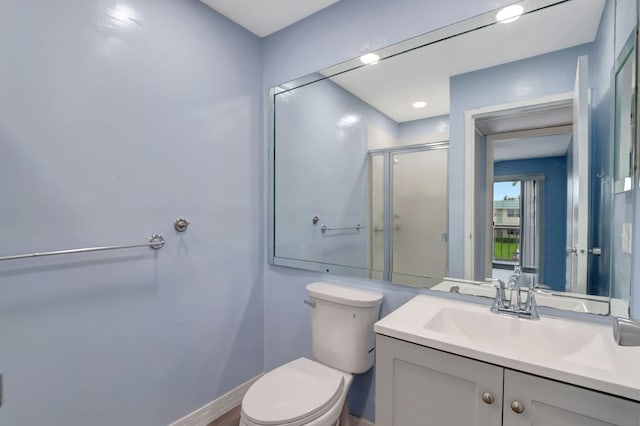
[306,282,383,307]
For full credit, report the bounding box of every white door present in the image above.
[567,55,590,293]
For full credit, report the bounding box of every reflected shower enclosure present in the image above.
[370,144,448,286]
[271,76,449,284]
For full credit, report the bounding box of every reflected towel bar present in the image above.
[0,234,165,262]
[321,224,365,233]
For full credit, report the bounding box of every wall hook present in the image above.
[174,217,190,232]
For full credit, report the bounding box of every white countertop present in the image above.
[374,294,640,401]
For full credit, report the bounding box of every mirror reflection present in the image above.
[270,0,637,316]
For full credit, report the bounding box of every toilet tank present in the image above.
[306,282,383,374]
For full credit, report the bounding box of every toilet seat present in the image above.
[241,358,347,426]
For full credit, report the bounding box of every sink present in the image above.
[374,293,640,401]
[423,304,604,359]
[430,280,610,314]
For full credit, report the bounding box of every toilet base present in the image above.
[240,399,350,426]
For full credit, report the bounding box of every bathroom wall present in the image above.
[634,0,640,316]
[494,156,568,291]
[611,0,638,303]
[632,0,640,320]
[262,0,524,421]
[0,1,263,425]
[398,115,450,142]
[274,78,397,270]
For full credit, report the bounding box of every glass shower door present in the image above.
[390,148,448,286]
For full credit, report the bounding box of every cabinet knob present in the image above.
[510,401,525,414]
[481,392,495,405]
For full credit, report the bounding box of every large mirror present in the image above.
[269,0,638,316]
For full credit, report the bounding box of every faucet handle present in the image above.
[613,317,640,346]
[487,278,506,289]
[488,278,508,312]
[522,288,540,319]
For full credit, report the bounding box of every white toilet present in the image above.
[240,282,384,426]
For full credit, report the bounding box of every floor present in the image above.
[206,406,371,426]
[207,406,241,426]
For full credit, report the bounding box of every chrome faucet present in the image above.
[490,266,539,320]
[507,265,522,307]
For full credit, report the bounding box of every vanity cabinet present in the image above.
[376,335,640,426]
[502,370,640,426]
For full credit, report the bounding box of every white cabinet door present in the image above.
[503,370,640,426]
[375,335,503,426]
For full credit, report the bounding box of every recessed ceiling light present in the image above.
[412,101,428,109]
[360,53,380,65]
[496,4,524,23]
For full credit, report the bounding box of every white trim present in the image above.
[349,415,375,426]
[168,374,264,426]
[464,110,477,279]
[463,91,574,280]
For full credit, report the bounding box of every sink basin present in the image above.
[423,305,604,359]
[374,294,640,401]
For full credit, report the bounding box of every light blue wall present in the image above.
[398,115,450,140]
[448,43,593,278]
[612,0,639,311]
[0,1,263,424]
[634,0,640,318]
[261,0,523,422]
[274,79,397,269]
[494,156,568,291]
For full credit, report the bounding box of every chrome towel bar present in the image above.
[0,234,165,262]
[321,224,365,233]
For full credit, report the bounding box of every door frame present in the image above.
[486,126,571,282]
[464,92,574,280]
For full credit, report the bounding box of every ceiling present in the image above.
[199,0,340,37]
[494,133,572,161]
[328,0,606,123]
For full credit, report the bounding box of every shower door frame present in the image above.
[368,141,449,282]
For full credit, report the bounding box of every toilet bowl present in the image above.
[240,358,353,426]
[240,282,383,426]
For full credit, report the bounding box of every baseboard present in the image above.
[169,374,264,426]
[349,415,375,426]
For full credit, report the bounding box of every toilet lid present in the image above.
[242,358,345,425]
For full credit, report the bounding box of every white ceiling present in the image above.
[328,0,606,123]
[199,0,340,37]
[494,133,572,162]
